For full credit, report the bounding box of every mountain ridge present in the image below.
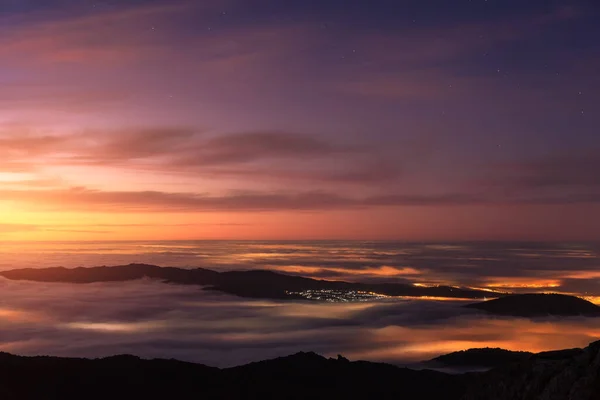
[0,263,496,301]
[465,293,600,317]
[1,341,600,399]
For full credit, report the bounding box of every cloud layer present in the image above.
[1,276,600,367]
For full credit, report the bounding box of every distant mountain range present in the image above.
[428,347,533,369]
[1,341,599,400]
[4,265,600,319]
[426,346,584,370]
[465,293,600,317]
[0,263,495,300]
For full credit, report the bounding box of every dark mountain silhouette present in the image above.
[0,263,495,301]
[465,293,600,317]
[0,350,464,400]
[424,347,584,373]
[533,348,584,361]
[430,348,532,368]
[1,341,600,399]
[462,341,600,400]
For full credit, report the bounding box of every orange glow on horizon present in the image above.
[269,265,422,279]
[1,0,600,243]
[482,278,562,289]
[582,296,600,305]
[0,308,43,323]
[348,318,600,363]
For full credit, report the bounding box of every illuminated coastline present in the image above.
[285,289,488,303]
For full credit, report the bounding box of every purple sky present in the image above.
[0,0,599,240]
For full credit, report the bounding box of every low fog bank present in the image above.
[1,277,599,367]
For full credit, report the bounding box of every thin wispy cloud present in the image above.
[0,0,598,240]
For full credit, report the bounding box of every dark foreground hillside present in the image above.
[1,341,600,400]
[0,352,462,400]
[462,341,600,400]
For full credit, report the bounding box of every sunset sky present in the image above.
[1,0,599,241]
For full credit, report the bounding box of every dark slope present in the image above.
[0,352,220,400]
[0,264,220,284]
[465,293,600,317]
[430,348,532,368]
[425,347,583,373]
[225,352,465,400]
[2,342,600,400]
[462,342,600,400]
[0,351,465,400]
[0,263,494,301]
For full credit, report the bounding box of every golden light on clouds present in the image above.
[270,265,422,279]
[347,318,600,363]
[65,321,169,333]
[482,278,563,289]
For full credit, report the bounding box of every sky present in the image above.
[0,0,599,241]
